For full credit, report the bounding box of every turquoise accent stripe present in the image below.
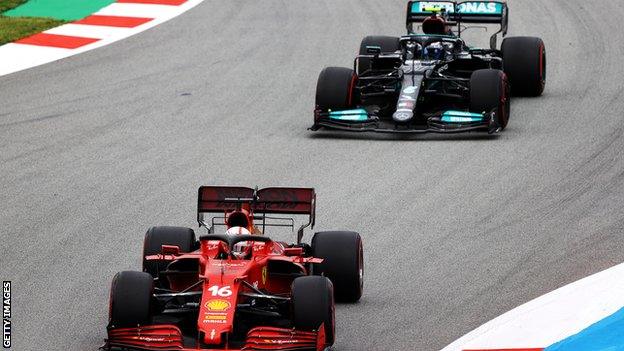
[441,110,484,123]
[328,109,368,122]
[443,110,483,117]
[545,307,624,351]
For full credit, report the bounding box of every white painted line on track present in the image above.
[441,262,624,350]
[0,44,72,75]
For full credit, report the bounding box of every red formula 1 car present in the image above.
[103,186,364,351]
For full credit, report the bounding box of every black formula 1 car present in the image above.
[311,1,546,134]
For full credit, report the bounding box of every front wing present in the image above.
[311,109,502,134]
[104,325,327,351]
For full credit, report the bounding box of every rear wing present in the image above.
[197,186,316,243]
[406,1,509,49]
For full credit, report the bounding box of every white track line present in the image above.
[0,44,72,75]
[441,262,624,350]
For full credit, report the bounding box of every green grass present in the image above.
[0,0,66,46]
[0,16,66,45]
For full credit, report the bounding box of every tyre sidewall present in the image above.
[315,67,357,111]
[502,36,546,96]
[292,276,335,345]
[312,231,363,302]
[470,69,510,129]
[109,271,154,328]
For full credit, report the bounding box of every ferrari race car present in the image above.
[311,1,547,134]
[103,186,363,351]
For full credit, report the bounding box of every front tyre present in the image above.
[315,67,357,112]
[502,36,546,96]
[470,69,510,130]
[312,231,364,302]
[292,276,335,345]
[109,271,154,328]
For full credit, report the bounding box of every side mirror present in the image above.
[161,245,181,256]
[283,247,304,256]
[366,45,382,55]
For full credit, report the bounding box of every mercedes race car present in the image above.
[311,1,546,134]
[103,186,363,351]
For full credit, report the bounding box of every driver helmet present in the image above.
[422,14,448,35]
[225,226,252,257]
[226,209,250,229]
[424,42,445,60]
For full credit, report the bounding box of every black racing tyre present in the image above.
[143,226,196,277]
[109,271,153,328]
[502,36,546,96]
[315,67,357,111]
[292,276,335,345]
[358,36,400,76]
[470,69,510,130]
[312,231,363,303]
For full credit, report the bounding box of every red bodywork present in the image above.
[107,325,325,351]
[106,187,329,351]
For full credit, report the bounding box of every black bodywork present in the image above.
[312,1,510,134]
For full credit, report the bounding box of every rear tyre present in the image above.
[315,67,357,111]
[358,36,400,76]
[502,36,546,96]
[143,226,196,278]
[292,276,335,345]
[470,69,510,130]
[109,271,153,328]
[312,231,364,302]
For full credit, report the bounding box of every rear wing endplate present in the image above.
[406,1,509,49]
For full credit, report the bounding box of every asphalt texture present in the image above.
[1,0,624,350]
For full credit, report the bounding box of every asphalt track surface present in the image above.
[1,0,624,350]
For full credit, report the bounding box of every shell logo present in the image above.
[205,299,231,311]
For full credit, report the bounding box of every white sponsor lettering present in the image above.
[417,2,500,14]
[2,281,9,348]
[458,2,499,14]
[207,285,233,297]
[418,1,454,12]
